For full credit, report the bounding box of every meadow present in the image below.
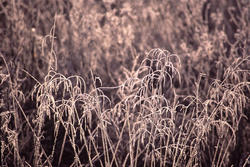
[0,0,249,166]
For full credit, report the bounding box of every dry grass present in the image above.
[0,0,249,167]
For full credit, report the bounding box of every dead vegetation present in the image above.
[0,0,249,166]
